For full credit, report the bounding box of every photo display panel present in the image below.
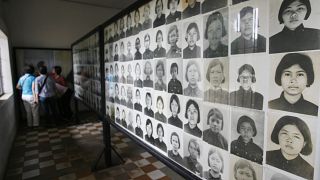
[102,0,320,179]
[73,32,102,112]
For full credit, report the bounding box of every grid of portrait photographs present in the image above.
[101,0,320,179]
[73,32,102,112]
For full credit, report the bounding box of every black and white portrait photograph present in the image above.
[120,108,128,128]
[231,107,265,164]
[119,41,127,62]
[263,167,301,180]
[154,122,168,153]
[113,21,120,42]
[104,43,109,63]
[153,0,167,28]
[202,103,230,151]
[108,43,114,62]
[126,85,133,109]
[229,55,269,110]
[126,39,134,61]
[107,26,114,43]
[166,0,182,24]
[133,88,143,112]
[119,17,126,39]
[133,35,143,60]
[120,84,127,107]
[266,112,317,180]
[115,106,121,124]
[144,118,155,145]
[143,89,154,118]
[113,42,119,62]
[230,155,263,180]
[141,3,153,31]
[104,27,109,44]
[183,134,203,177]
[167,126,184,165]
[154,91,168,123]
[168,94,183,129]
[134,112,144,139]
[142,31,155,59]
[232,0,250,5]
[114,62,119,82]
[143,60,154,88]
[125,62,133,84]
[183,59,204,99]
[201,0,227,14]
[203,8,228,58]
[167,59,183,94]
[269,0,320,53]
[133,61,143,88]
[268,52,320,116]
[119,64,126,84]
[166,22,182,58]
[126,13,133,37]
[127,110,134,132]
[230,1,268,55]
[153,27,167,58]
[203,146,229,180]
[114,83,120,104]
[182,0,201,19]
[132,9,143,35]
[204,58,229,105]
[154,59,167,91]
[183,98,203,138]
[182,19,202,59]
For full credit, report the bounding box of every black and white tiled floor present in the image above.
[5,121,184,180]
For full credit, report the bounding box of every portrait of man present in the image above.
[183,22,201,59]
[134,37,142,60]
[166,0,182,24]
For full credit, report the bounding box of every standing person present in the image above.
[16,65,39,128]
[183,22,201,59]
[35,66,58,126]
[168,63,182,94]
[153,0,166,28]
[183,0,200,19]
[166,0,182,24]
[154,30,166,58]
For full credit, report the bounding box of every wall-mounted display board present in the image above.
[101,0,320,179]
[72,31,103,113]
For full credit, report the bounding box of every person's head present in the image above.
[155,0,164,17]
[185,22,200,48]
[53,66,62,75]
[278,0,311,30]
[170,63,179,79]
[24,64,35,74]
[127,13,132,27]
[234,159,256,180]
[275,53,314,97]
[136,89,141,101]
[128,64,132,74]
[135,63,141,76]
[237,64,256,91]
[156,30,164,47]
[144,34,151,49]
[185,99,200,125]
[143,4,151,21]
[168,25,179,46]
[145,92,152,107]
[120,42,125,53]
[208,149,224,174]
[120,18,125,30]
[170,94,180,116]
[168,0,180,14]
[207,108,224,133]
[146,119,153,136]
[185,60,201,85]
[144,61,153,76]
[237,116,257,144]
[135,37,141,50]
[170,132,180,150]
[239,6,255,37]
[136,114,141,125]
[134,9,140,24]
[205,12,226,48]
[188,139,200,159]
[39,66,47,75]
[206,60,225,88]
[127,41,132,52]
[156,61,165,79]
[156,96,164,111]
[271,116,312,157]
[157,123,164,138]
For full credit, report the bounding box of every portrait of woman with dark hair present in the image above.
[168,132,183,164]
[142,4,152,30]
[166,0,182,24]
[168,94,182,128]
[155,96,167,123]
[204,59,229,104]
[204,149,224,180]
[134,63,143,88]
[115,107,120,123]
[183,0,200,19]
[168,63,183,94]
[154,123,167,152]
[119,42,126,61]
[268,53,318,116]
[183,139,203,177]
[144,92,154,117]
[231,6,266,55]
[134,37,142,60]
[231,116,263,164]
[184,60,202,97]
[155,60,166,91]
[126,14,133,37]
[232,0,249,5]
[126,41,134,61]
[230,64,263,110]
[120,85,126,106]
[143,33,154,59]
[269,0,320,53]
[203,108,228,151]
[167,24,182,58]
[145,119,155,144]
[133,9,142,35]
[134,89,142,112]
[119,18,126,39]
[121,109,127,128]
[135,114,143,138]
[204,11,228,58]
[154,30,166,58]
[266,116,314,180]
[126,64,133,84]
[233,159,257,180]
[201,0,227,14]
[154,0,166,28]
[183,22,201,59]
[184,99,202,138]
[143,61,153,88]
[114,43,119,61]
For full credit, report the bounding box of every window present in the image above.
[0,29,13,98]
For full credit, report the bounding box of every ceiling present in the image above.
[60,0,137,10]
